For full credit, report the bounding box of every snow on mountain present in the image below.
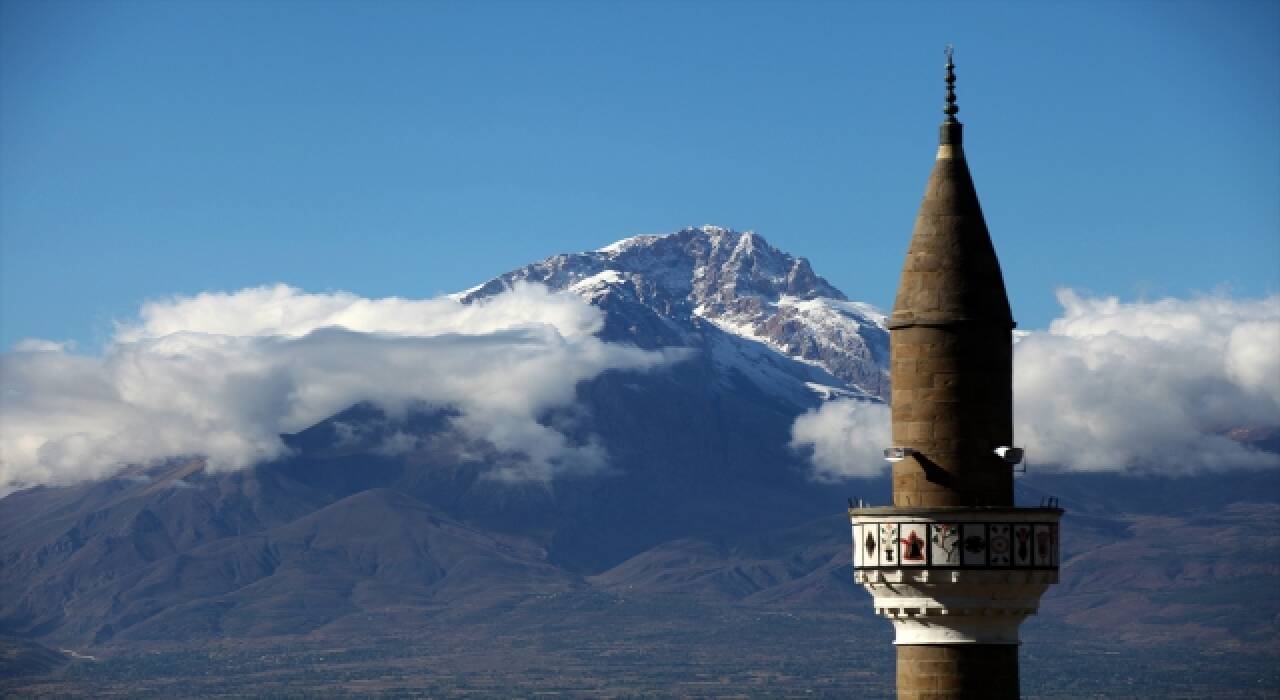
[462,226,889,401]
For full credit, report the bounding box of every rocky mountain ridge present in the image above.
[463,225,889,400]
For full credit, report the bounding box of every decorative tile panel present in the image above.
[878,523,900,567]
[988,524,1011,566]
[930,523,961,566]
[961,524,987,566]
[862,526,878,566]
[1013,524,1033,566]
[899,524,928,566]
[1033,525,1053,566]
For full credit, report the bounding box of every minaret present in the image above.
[849,48,1062,699]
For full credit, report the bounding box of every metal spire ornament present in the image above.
[944,44,959,123]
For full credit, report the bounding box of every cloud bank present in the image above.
[792,291,1280,478]
[1015,291,1279,473]
[0,283,681,495]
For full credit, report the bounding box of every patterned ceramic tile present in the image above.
[1013,524,1033,566]
[929,523,961,566]
[899,524,928,566]
[1033,524,1054,566]
[988,524,1011,565]
[961,523,986,566]
[878,523,899,567]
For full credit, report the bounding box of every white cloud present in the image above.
[11,338,74,353]
[1015,291,1280,473]
[792,291,1280,478]
[790,399,890,479]
[0,282,684,495]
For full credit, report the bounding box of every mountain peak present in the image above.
[596,225,732,252]
[464,227,889,400]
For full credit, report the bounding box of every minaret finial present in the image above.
[939,44,963,146]
[943,44,959,123]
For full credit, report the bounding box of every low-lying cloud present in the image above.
[792,291,1280,478]
[790,399,891,479]
[0,283,682,495]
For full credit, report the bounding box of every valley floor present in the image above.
[4,596,1276,699]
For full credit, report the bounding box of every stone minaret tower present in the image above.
[849,48,1062,699]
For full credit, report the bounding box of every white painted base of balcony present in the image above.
[889,611,1026,645]
[856,568,1058,645]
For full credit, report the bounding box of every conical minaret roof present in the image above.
[889,47,1014,329]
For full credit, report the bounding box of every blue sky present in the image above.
[2,0,1277,351]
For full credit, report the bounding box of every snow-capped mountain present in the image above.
[462,226,890,401]
[1,228,894,649]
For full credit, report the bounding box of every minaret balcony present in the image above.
[848,506,1062,645]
